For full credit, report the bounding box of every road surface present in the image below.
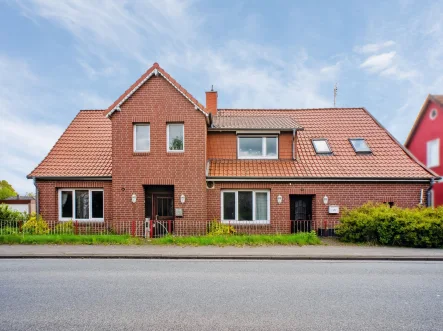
[1,259,442,330]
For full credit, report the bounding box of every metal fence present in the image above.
[0,219,338,238]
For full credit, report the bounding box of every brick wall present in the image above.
[207,131,294,159]
[207,181,428,234]
[36,180,112,226]
[111,75,208,234]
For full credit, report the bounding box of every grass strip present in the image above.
[0,232,321,246]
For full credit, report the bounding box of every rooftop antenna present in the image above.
[333,83,338,107]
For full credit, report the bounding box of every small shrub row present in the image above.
[336,203,443,248]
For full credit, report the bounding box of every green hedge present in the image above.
[336,203,443,248]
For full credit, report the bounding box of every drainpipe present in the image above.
[33,177,39,216]
[426,178,435,207]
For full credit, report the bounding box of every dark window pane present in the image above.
[145,194,152,219]
[75,190,89,219]
[223,192,235,220]
[61,191,73,218]
[238,191,253,221]
[91,191,104,218]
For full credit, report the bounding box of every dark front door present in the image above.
[153,194,174,220]
[290,195,313,233]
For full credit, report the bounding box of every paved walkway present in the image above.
[1,244,443,260]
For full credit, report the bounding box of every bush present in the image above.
[22,214,49,235]
[0,204,27,227]
[207,220,236,236]
[336,203,443,248]
[54,221,74,234]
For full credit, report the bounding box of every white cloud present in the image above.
[353,41,395,54]
[360,51,396,72]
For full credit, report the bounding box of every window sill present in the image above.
[133,152,151,156]
[59,219,104,223]
[238,157,278,160]
[166,151,185,156]
[221,220,270,225]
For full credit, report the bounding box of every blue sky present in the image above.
[1,0,442,194]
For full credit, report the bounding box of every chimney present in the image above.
[205,85,218,116]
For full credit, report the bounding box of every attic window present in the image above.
[312,139,332,154]
[349,138,372,153]
[430,108,438,120]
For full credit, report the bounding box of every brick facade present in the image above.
[36,180,112,226]
[207,181,428,234]
[110,75,207,234]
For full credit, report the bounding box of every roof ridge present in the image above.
[218,107,365,111]
[80,109,106,112]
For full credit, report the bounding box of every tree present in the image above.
[25,192,35,199]
[0,180,17,200]
[170,136,183,150]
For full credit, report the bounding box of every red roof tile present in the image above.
[28,110,112,178]
[208,108,434,179]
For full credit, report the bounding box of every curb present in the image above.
[1,255,443,261]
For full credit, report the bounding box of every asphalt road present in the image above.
[0,260,442,331]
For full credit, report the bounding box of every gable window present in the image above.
[238,136,278,159]
[221,190,270,224]
[59,189,104,222]
[312,139,332,154]
[133,124,150,152]
[349,138,372,153]
[167,123,184,152]
[427,139,440,168]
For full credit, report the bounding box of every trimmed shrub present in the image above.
[207,220,236,236]
[336,203,443,248]
[22,214,49,235]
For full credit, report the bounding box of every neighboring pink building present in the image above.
[405,95,443,206]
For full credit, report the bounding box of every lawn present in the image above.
[0,232,321,246]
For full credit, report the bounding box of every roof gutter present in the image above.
[207,128,304,132]
[206,176,433,183]
[30,176,112,181]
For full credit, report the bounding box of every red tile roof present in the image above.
[208,108,434,179]
[405,94,443,147]
[105,62,205,117]
[28,110,112,178]
[212,115,303,130]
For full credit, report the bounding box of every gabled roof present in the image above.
[27,110,112,178]
[207,108,435,180]
[105,63,207,118]
[211,115,303,131]
[405,94,443,147]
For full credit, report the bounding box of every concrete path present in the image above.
[1,244,443,260]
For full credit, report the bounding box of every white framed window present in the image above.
[59,189,104,222]
[312,139,332,154]
[221,190,270,224]
[237,136,278,159]
[430,108,438,120]
[133,124,150,152]
[167,123,184,152]
[427,138,440,168]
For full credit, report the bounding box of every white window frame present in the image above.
[427,138,440,168]
[220,190,270,224]
[349,138,372,154]
[58,189,104,222]
[237,136,278,159]
[167,123,185,152]
[133,124,150,152]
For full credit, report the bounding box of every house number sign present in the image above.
[328,205,339,214]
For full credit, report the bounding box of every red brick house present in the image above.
[28,63,438,236]
[405,95,443,206]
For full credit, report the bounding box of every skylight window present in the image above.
[349,138,372,153]
[312,139,332,154]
